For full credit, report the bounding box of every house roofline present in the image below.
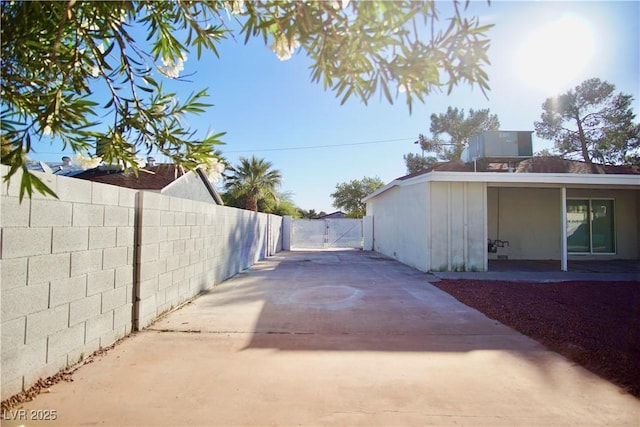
[363,171,640,203]
[195,169,224,205]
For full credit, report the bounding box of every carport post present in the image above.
[560,187,568,271]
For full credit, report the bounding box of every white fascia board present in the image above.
[400,171,639,187]
[364,171,639,202]
[362,179,402,202]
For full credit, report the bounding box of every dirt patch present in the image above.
[431,279,640,397]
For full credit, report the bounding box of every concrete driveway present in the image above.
[5,250,639,426]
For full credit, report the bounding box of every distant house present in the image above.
[317,211,347,219]
[363,131,640,272]
[26,156,86,177]
[73,159,223,205]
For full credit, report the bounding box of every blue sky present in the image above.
[34,1,639,213]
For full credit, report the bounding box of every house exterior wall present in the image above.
[366,181,486,272]
[487,187,561,260]
[0,165,282,400]
[429,182,486,271]
[366,173,638,272]
[366,184,430,272]
[486,187,638,260]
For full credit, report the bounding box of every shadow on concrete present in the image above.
[216,250,544,353]
[144,249,640,409]
[161,249,639,355]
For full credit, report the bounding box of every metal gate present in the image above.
[291,218,363,249]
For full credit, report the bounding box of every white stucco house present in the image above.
[364,155,640,273]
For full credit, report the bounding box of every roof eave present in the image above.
[364,171,640,202]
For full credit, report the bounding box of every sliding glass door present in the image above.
[567,199,615,254]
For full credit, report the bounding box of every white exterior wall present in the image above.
[367,181,486,272]
[365,172,638,272]
[367,184,430,272]
[487,187,561,260]
[429,182,486,271]
[363,215,373,250]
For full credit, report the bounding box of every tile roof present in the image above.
[317,211,347,219]
[396,157,640,180]
[73,164,187,190]
[397,160,472,180]
[515,157,640,174]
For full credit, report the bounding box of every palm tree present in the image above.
[224,156,283,212]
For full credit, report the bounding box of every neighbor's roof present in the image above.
[74,164,186,190]
[317,211,347,219]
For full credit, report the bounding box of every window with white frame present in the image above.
[567,199,615,253]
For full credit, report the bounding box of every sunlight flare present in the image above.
[515,13,596,92]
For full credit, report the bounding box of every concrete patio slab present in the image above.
[433,259,640,282]
[3,250,638,426]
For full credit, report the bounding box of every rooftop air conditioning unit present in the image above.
[462,131,533,163]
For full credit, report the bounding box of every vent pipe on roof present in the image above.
[146,157,156,168]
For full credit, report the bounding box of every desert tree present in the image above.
[224,156,282,212]
[534,78,640,165]
[330,176,385,218]
[414,107,500,161]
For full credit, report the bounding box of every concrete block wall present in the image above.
[1,166,283,399]
[135,191,282,329]
[0,166,136,399]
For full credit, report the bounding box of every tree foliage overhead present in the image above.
[224,187,301,217]
[403,152,439,174]
[1,0,493,199]
[534,78,640,165]
[223,155,282,212]
[299,209,326,219]
[330,176,385,218]
[416,106,500,161]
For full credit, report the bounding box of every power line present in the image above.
[30,137,417,157]
[222,137,416,153]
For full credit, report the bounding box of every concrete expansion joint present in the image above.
[146,328,315,335]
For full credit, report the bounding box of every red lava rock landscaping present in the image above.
[432,279,640,398]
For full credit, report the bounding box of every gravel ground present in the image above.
[431,279,640,398]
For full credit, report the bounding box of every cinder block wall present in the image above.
[0,167,136,399]
[135,192,283,329]
[1,166,283,400]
